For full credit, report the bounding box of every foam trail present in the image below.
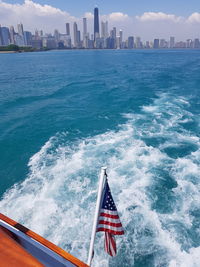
[0,93,200,266]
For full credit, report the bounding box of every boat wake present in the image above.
[0,93,200,266]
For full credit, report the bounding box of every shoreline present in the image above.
[0,48,200,54]
[0,51,17,54]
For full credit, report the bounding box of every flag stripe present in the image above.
[100,209,118,215]
[97,224,124,232]
[99,216,121,223]
[97,227,124,235]
[99,213,119,219]
[98,220,122,227]
[104,232,116,257]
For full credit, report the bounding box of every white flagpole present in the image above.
[87,167,107,266]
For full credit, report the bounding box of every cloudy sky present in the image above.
[1,0,200,41]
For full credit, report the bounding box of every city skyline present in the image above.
[1,6,200,50]
[0,1,200,41]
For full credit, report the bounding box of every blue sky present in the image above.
[1,0,200,40]
[4,0,200,17]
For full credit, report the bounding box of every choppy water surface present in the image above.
[0,50,200,266]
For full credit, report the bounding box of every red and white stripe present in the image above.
[104,232,116,257]
[97,209,124,235]
[97,209,124,257]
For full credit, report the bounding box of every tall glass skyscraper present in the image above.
[94,7,99,40]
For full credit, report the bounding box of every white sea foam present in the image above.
[0,93,199,266]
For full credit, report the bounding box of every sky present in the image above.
[1,0,200,40]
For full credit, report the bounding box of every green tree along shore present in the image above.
[0,44,49,52]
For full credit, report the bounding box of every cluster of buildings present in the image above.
[1,7,200,50]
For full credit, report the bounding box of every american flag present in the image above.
[97,178,124,257]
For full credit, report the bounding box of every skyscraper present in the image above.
[170,37,175,48]
[101,21,108,39]
[83,18,88,48]
[17,23,23,35]
[1,27,10,45]
[83,18,87,37]
[194,38,200,48]
[94,7,99,40]
[24,31,32,46]
[54,29,60,43]
[135,37,142,48]
[153,39,160,49]
[119,30,123,48]
[66,23,70,35]
[0,25,3,46]
[10,26,15,44]
[77,30,81,46]
[128,36,134,49]
[17,23,25,45]
[73,22,78,47]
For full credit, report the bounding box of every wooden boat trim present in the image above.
[0,213,88,267]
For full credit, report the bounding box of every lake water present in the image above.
[0,50,200,266]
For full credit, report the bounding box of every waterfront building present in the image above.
[83,18,87,38]
[128,36,134,49]
[0,25,3,46]
[145,41,150,49]
[119,30,123,48]
[110,27,117,48]
[43,36,56,49]
[175,41,186,48]
[24,31,32,46]
[17,23,25,45]
[10,26,15,44]
[116,36,120,49]
[83,18,88,48]
[1,27,10,45]
[186,39,193,48]
[170,36,175,48]
[95,37,105,49]
[101,21,106,38]
[135,37,142,48]
[88,39,94,49]
[14,34,24,46]
[83,34,89,48]
[54,29,60,43]
[66,23,70,36]
[153,39,160,49]
[73,22,78,47]
[194,38,200,49]
[94,7,100,40]
[34,29,40,40]
[77,30,81,48]
[121,41,126,49]
[160,39,168,48]
[31,39,43,49]
[106,37,115,49]
[101,21,108,38]
[39,30,43,37]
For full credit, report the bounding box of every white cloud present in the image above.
[136,12,182,22]
[108,12,129,21]
[84,12,93,20]
[187,12,200,23]
[0,0,76,32]
[0,1,200,40]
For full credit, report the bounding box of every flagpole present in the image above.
[87,167,107,266]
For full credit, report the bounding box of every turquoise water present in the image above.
[0,50,200,266]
